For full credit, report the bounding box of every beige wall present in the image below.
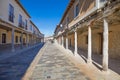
[0,28,11,44]
[109,31,120,59]
[14,32,21,44]
[68,33,74,47]
[78,33,88,50]
[0,28,29,45]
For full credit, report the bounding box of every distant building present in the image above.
[44,36,54,42]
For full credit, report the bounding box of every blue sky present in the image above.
[20,0,69,37]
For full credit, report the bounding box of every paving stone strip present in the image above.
[22,43,48,80]
[28,42,90,80]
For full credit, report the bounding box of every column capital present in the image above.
[73,28,77,32]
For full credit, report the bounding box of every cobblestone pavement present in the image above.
[30,42,90,80]
[0,43,44,80]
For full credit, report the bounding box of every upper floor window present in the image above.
[18,14,23,28]
[30,25,32,31]
[66,17,69,25]
[9,4,14,23]
[74,3,79,18]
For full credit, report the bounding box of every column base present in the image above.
[87,59,92,64]
[12,49,15,52]
[74,51,78,56]
[102,66,108,71]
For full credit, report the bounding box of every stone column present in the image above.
[20,32,23,49]
[66,34,68,49]
[26,34,28,47]
[62,35,64,47]
[96,0,100,9]
[59,37,60,44]
[11,28,15,52]
[32,35,34,46]
[102,19,109,71]
[74,30,78,55]
[87,26,92,63]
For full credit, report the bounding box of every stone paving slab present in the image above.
[29,42,90,80]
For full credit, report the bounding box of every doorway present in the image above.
[98,33,103,55]
[2,33,6,44]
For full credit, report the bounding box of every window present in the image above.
[66,17,69,27]
[30,25,32,31]
[18,14,23,28]
[2,33,6,43]
[9,4,14,22]
[25,19,27,30]
[74,3,79,17]
[15,36,18,43]
[67,17,69,24]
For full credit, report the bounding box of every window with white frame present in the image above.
[74,3,79,18]
[8,4,14,23]
[30,25,32,31]
[18,14,22,27]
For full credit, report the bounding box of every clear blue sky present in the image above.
[20,0,69,37]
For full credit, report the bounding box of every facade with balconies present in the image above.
[0,0,44,52]
[54,0,120,72]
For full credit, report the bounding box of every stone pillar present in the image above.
[20,32,23,49]
[74,30,78,55]
[87,26,92,63]
[59,37,60,44]
[11,28,15,52]
[102,19,109,71]
[32,35,34,46]
[26,34,28,47]
[96,0,100,9]
[62,35,64,46]
[66,34,68,49]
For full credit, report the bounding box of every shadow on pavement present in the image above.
[78,48,120,75]
[68,47,120,75]
[0,43,44,80]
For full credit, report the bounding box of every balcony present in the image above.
[8,14,14,23]
[25,25,28,30]
[18,23,24,29]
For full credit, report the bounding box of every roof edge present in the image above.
[15,0,31,18]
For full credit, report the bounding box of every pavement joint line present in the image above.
[22,43,48,80]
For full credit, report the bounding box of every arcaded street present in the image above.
[0,0,120,80]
